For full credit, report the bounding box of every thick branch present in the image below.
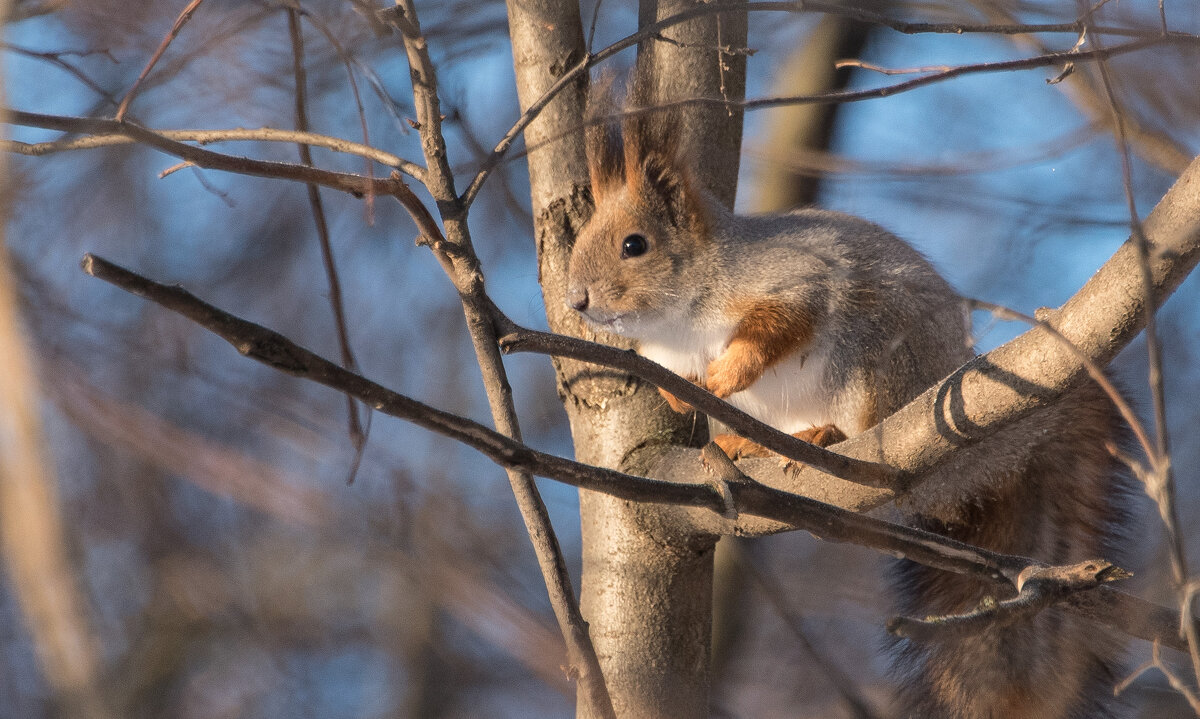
[733,151,1200,515]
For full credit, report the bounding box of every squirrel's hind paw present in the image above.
[793,424,846,448]
[713,434,772,459]
[782,425,847,475]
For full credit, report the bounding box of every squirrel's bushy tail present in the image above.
[890,382,1131,719]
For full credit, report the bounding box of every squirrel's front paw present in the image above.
[704,347,764,399]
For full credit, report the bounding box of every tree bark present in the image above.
[507,1,746,716]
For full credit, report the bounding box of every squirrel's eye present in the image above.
[621,234,648,259]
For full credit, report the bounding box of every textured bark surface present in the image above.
[507,1,745,716]
[637,0,746,208]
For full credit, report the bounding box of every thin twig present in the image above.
[1,116,425,180]
[5,109,409,198]
[737,551,881,719]
[1086,7,1199,696]
[836,58,952,75]
[489,34,1190,194]
[736,38,1188,113]
[388,2,614,715]
[494,320,897,489]
[292,2,377,222]
[459,1,1194,207]
[76,252,1197,656]
[1114,641,1200,712]
[115,0,207,121]
[2,44,119,107]
[287,7,368,486]
[976,0,1191,175]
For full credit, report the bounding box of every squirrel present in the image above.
[565,92,1129,718]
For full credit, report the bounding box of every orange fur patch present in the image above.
[793,424,846,447]
[712,434,764,459]
[658,375,701,414]
[705,301,816,398]
[713,423,844,462]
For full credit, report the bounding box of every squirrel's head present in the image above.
[566,84,710,335]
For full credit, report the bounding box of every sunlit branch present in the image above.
[388,3,614,715]
[2,111,425,180]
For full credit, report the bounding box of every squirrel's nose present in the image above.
[567,286,589,312]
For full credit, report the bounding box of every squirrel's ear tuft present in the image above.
[585,77,625,201]
[636,152,708,235]
[618,72,706,233]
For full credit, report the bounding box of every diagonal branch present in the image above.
[494,319,895,488]
[77,251,1199,656]
[1,119,425,180]
[386,2,614,715]
[115,0,207,121]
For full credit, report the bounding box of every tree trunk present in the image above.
[507,1,746,716]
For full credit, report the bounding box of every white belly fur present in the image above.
[638,328,837,435]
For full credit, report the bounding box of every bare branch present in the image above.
[75,252,1200,656]
[287,6,368,486]
[3,109,425,180]
[461,1,1196,207]
[1115,641,1200,713]
[495,320,896,488]
[1087,12,1200,695]
[293,3,378,220]
[2,43,119,107]
[888,560,1131,642]
[676,37,1197,115]
[5,109,440,210]
[115,0,207,121]
[977,0,1193,182]
[736,550,882,719]
[388,2,614,714]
